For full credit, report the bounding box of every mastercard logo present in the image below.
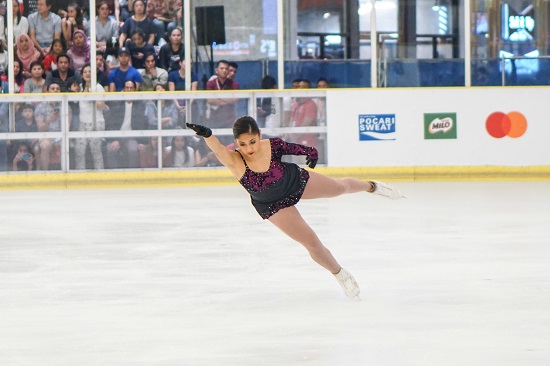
[486,111,527,138]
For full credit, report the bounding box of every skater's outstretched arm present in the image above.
[186,123,240,171]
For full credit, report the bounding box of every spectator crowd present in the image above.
[0,0,329,171]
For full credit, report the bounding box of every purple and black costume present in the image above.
[237,138,318,219]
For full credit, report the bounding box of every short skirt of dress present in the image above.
[250,163,310,219]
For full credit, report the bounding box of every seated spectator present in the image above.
[12,141,36,171]
[163,135,198,168]
[108,47,142,91]
[42,38,67,73]
[146,0,182,45]
[95,51,110,88]
[67,29,90,71]
[34,82,69,170]
[12,0,29,42]
[44,53,82,92]
[157,27,184,74]
[104,80,147,169]
[127,28,155,69]
[15,103,38,132]
[24,61,46,93]
[12,58,26,93]
[119,0,154,46]
[95,0,119,53]
[15,33,41,78]
[74,64,106,170]
[139,136,162,168]
[61,2,87,45]
[138,52,168,91]
[145,84,177,129]
[28,0,62,57]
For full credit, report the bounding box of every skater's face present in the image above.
[236,133,261,156]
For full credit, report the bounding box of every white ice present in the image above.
[1,181,549,366]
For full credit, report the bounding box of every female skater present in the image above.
[186,117,404,298]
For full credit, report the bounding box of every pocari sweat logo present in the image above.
[358,114,396,141]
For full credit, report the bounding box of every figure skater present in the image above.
[186,117,404,298]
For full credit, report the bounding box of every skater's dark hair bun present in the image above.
[233,116,260,138]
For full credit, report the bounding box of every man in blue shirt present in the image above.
[108,47,142,91]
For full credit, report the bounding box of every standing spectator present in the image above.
[119,0,154,46]
[315,77,328,126]
[67,29,90,72]
[74,64,106,170]
[23,60,45,93]
[95,0,118,53]
[145,84,177,129]
[146,0,181,44]
[205,60,239,130]
[28,0,62,57]
[316,77,329,88]
[12,0,29,42]
[256,75,281,132]
[168,58,198,127]
[15,33,41,78]
[228,61,239,87]
[12,58,26,93]
[163,135,198,168]
[42,38,67,73]
[126,28,154,69]
[44,53,81,92]
[61,2,87,45]
[157,27,184,73]
[34,82,69,170]
[138,52,167,91]
[290,79,318,148]
[104,80,147,169]
[108,47,141,91]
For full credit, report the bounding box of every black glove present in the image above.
[305,147,318,169]
[186,123,212,138]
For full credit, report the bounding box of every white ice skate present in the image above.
[334,268,360,298]
[370,180,405,200]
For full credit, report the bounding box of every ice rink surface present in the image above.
[1,181,549,366]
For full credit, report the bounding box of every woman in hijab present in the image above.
[67,29,90,72]
[15,33,41,78]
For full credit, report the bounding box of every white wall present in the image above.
[326,87,550,167]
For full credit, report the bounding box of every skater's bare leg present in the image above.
[302,170,374,199]
[268,206,341,273]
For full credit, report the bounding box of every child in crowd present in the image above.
[23,60,45,93]
[43,39,67,73]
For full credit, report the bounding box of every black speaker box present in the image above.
[195,6,226,46]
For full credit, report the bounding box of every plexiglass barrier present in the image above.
[0,90,327,173]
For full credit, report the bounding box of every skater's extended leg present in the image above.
[268,206,341,273]
[302,170,374,199]
[302,171,405,200]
